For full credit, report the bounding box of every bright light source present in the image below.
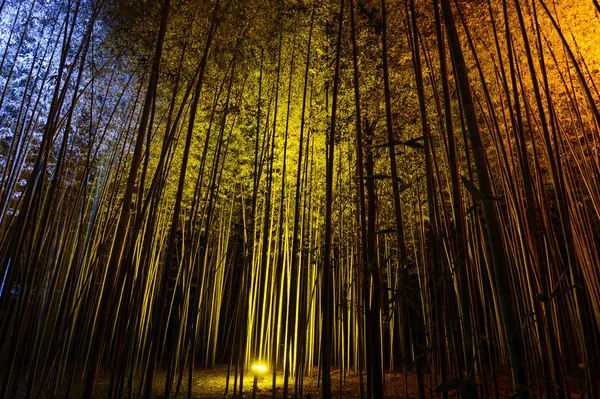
[251,363,268,374]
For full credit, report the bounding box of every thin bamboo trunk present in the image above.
[83,1,170,396]
[322,2,344,399]
[440,0,529,396]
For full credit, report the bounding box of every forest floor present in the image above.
[6,365,588,398]
[42,365,587,398]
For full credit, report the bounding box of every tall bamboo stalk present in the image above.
[440,0,530,396]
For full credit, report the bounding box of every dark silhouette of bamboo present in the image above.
[1,1,599,397]
[0,0,36,111]
[440,0,530,397]
[82,1,170,396]
[282,2,315,397]
[0,1,24,105]
[432,1,476,396]
[274,35,294,399]
[0,0,82,311]
[144,3,223,397]
[348,2,367,397]
[380,0,420,398]
[0,17,60,223]
[21,6,99,397]
[407,1,455,397]
[322,1,344,399]
[254,29,282,373]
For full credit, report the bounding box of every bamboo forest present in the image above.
[1,0,600,397]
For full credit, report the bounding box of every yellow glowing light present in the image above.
[251,363,268,374]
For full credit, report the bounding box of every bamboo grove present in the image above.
[0,0,599,398]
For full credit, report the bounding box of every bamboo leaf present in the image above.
[374,136,424,150]
[364,175,408,185]
[551,267,570,296]
[465,204,478,216]
[402,136,425,150]
[374,140,404,148]
[461,176,482,201]
[367,174,391,180]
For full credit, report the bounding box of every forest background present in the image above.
[0,0,600,398]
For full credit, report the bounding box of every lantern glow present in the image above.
[251,363,268,374]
